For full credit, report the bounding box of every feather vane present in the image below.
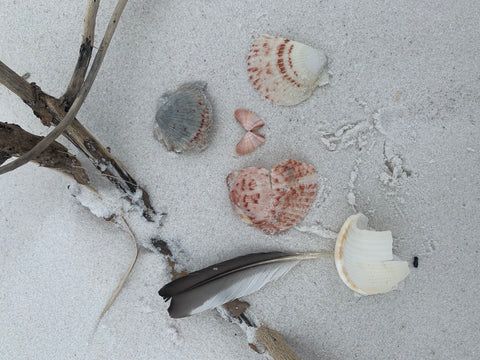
[159,251,325,318]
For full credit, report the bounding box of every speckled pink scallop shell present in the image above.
[226,159,317,234]
[247,34,329,106]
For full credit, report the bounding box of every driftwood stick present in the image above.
[0,122,89,185]
[0,0,129,176]
[0,63,154,220]
[0,62,64,128]
[62,0,101,109]
[0,61,36,103]
[256,326,302,360]
[220,306,303,359]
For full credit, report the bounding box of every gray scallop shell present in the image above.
[154,81,213,152]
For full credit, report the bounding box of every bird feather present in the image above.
[158,251,326,318]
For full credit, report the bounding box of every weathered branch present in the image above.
[0,62,155,220]
[0,0,128,176]
[0,60,36,103]
[0,122,89,185]
[61,0,100,109]
[0,0,153,220]
[256,326,302,360]
[220,305,303,359]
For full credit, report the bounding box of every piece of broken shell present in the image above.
[235,131,265,155]
[247,34,329,106]
[334,213,410,295]
[234,108,265,131]
[227,159,317,234]
[154,81,213,152]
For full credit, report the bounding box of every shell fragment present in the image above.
[334,213,410,295]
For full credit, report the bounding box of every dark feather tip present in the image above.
[158,287,171,301]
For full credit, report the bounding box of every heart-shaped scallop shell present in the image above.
[235,131,265,155]
[247,34,329,106]
[334,213,410,295]
[154,81,213,152]
[234,109,265,131]
[227,159,317,234]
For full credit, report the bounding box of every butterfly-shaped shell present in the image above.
[247,35,329,106]
[234,109,264,131]
[227,159,317,234]
[334,213,410,295]
[235,131,265,155]
[154,81,213,152]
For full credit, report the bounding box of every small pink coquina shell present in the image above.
[235,131,265,155]
[247,34,329,106]
[234,108,265,155]
[234,108,265,131]
[226,159,317,234]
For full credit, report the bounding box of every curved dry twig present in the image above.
[93,214,139,334]
[62,0,100,109]
[0,0,129,177]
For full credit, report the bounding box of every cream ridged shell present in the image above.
[234,109,265,131]
[334,213,410,295]
[235,131,265,155]
[247,34,329,106]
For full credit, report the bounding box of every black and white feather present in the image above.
[158,251,324,318]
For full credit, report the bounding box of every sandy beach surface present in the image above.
[1,1,479,359]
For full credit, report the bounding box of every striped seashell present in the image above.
[235,131,265,155]
[226,159,317,234]
[247,34,329,106]
[234,108,265,131]
[154,81,213,152]
[334,213,410,295]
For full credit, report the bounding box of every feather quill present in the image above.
[159,251,328,318]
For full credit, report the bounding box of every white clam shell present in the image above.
[247,34,329,106]
[334,213,410,295]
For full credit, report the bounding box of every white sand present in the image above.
[1,1,479,359]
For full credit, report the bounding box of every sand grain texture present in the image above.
[1,1,479,359]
